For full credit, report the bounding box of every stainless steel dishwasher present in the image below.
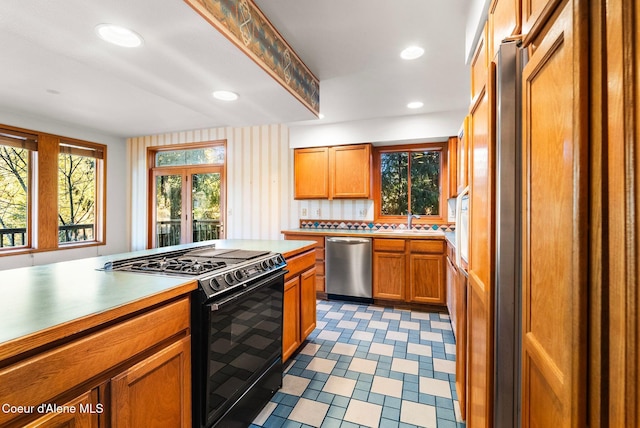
[325,237,372,300]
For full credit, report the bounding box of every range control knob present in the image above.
[267,258,275,267]
[224,273,234,285]
[261,260,270,270]
[234,270,244,281]
[209,278,223,292]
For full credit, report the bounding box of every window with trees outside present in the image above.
[58,141,104,244]
[0,125,106,254]
[0,129,35,249]
[373,143,448,223]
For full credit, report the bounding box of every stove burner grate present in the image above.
[130,257,227,275]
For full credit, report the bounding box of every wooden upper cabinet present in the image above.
[294,144,372,200]
[471,23,489,103]
[489,0,521,58]
[521,0,561,41]
[330,144,372,198]
[448,136,458,198]
[457,116,469,194]
[521,1,587,426]
[294,147,329,199]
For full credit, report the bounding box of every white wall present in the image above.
[289,110,466,148]
[127,124,294,250]
[0,110,129,270]
[465,0,491,63]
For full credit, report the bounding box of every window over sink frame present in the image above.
[372,142,449,225]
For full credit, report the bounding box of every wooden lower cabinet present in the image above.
[0,297,192,428]
[373,238,445,305]
[283,276,301,360]
[282,248,317,361]
[23,390,100,428]
[111,337,191,427]
[283,234,326,292]
[300,268,317,339]
[373,250,406,300]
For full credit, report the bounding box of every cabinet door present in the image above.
[282,276,301,361]
[456,271,468,421]
[111,337,191,428]
[448,136,458,198]
[446,256,458,336]
[300,268,317,340]
[372,252,405,301]
[294,147,329,199]
[24,390,100,428]
[521,1,587,426]
[457,116,469,194]
[489,0,521,58]
[467,67,495,427]
[409,254,445,304]
[522,0,560,38]
[330,144,371,198]
[471,24,488,103]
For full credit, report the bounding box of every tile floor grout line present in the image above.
[250,299,465,428]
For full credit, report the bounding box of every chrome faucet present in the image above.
[407,211,420,230]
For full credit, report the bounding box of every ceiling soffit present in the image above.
[184,0,320,116]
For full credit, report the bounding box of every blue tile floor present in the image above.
[251,300,466,428]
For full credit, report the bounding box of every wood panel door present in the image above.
[409,254,445,304]
[467,69,495,427]
[521,0,587,426]
[372,252,405,301]
[111,337,191,428]
[300,267,317,339]
[330,144,371,198]
[283,276,301,361]
[294,147,329,199]
[24,390,100,428]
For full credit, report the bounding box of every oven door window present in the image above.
[205,279,283,421]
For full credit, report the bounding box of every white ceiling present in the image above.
[0,1,470,139]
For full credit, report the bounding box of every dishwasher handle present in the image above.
[327,237,371,244]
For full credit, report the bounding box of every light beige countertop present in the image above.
[0,239,314,360]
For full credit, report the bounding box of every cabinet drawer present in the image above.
[315,261,325,276]
[411,240,445,254]
[0,298,190,426]
[315,248,325,261]
[285,250,316,280]
[373,238,406,252]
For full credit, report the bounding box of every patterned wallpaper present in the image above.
[184,0,320,115]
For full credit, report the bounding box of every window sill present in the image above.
[0,242,105,258]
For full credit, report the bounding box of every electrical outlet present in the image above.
[315,208,321,217]
[359,209,367,218]
[301,208,308,217]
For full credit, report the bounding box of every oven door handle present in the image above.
[207,270,286,311]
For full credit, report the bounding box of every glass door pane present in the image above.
[191,172,221,242]
[155,174,183,248]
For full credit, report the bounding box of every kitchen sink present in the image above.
[373,228,445,236]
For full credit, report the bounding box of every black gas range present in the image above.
[104,245,286,301]
[104,244,287,427]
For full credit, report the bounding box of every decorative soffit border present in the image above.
[184,0,320,117]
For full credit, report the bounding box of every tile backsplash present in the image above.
[300,220,455,233]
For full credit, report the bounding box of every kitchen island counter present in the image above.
[0,239,315,361]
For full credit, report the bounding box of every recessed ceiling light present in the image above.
[401,46,425,60]
[212,90,239,101]
[318,113,325,119]
[407,101,424,109]
[95,24,143,48]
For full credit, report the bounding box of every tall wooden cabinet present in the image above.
[520,1,587,426]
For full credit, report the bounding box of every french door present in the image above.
[150,166,224,248]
